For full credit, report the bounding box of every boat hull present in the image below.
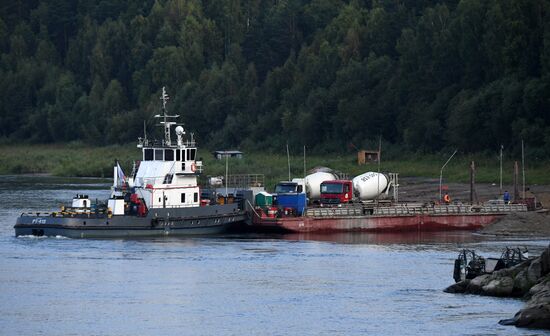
[15,204,246,238]
[252,213,505,233]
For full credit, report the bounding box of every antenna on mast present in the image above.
[154,86,179,146]
[161,86,169,110]
[143,120,147,143]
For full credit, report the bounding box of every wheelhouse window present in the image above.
[163,174,173,184]
[154,149,164,161]
[181,150,186,161]
[194,192,198,202]
[144,149,153,161]
[181,193,186,203]
[190,149,196,160]
[165,149,174,161]
[176,150,180,161]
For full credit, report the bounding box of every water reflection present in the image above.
[279,231,483,245]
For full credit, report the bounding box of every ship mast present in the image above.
[155,87,179,146]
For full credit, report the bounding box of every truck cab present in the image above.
[320,180,353,205]
[273,181,306,215]
[275,181,303,194]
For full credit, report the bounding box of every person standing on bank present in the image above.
[443,193,451,204]
[503,190,510,204]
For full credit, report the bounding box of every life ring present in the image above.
[191,163,196,172]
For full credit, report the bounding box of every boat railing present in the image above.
[138,138,196,148]
[372,204,527,216]
[478,204,527,212]
[149,202,239,210]
[21,207,110,218]
[21,212,55,217]
[225,174,265,188]
[307,203,529,217]
[373,203,528,216]
[306,207,363,217]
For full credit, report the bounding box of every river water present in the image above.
[0,175,548,336]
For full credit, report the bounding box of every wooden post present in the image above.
[470,161,477,204]
[513,161,520,201]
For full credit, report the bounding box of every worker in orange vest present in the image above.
[443,193,451,204]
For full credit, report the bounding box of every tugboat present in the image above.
[14,87,247,238]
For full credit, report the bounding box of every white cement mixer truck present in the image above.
[277,170,393,206]
[316,172,391,205]
[352,172,390,200]
[281,171,337,203]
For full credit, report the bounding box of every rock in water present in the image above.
[541,248,550,276]
[499,272,550,329]
[466,274,491,294]
[498,318,516,326]
[449,245,550,330]
[444,280,469,293]
[527,259,542,282]
[482,276,514,296]
[499,295,550,329]
[513,304,550,329]
[513,269,533,295]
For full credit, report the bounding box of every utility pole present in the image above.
[513,161,519,201]
[522,139,526,200]
[376,136,381,205]
[303,146,306,180]
[470,161,477,204]
[499,145,503,193]
[286,143,291,181]
[225,153,228,197]
[439,149,458,202]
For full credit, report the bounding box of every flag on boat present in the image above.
[116,161,126,186]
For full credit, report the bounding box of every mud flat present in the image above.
[480,212,550,238]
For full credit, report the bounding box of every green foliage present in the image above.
[0,0,549,158]
[2,145,549,188]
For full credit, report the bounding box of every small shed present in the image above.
[213,150,244,160]
[255,191,273,207]
[358,150,380,165]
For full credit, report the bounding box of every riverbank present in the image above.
[480,212,550,238]
[2,144,550,187]
[0,144,135,177]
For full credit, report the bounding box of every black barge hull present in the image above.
[15,204,246,238]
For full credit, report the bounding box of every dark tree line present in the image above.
[1,0,549,157]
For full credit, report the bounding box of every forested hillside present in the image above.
[1,0,549,157]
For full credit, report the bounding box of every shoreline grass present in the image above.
[1,144,549,187]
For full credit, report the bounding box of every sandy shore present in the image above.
[480,211,550,237]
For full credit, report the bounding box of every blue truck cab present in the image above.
[273,182,307,216]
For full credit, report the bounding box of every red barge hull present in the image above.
[253,213,504,232]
